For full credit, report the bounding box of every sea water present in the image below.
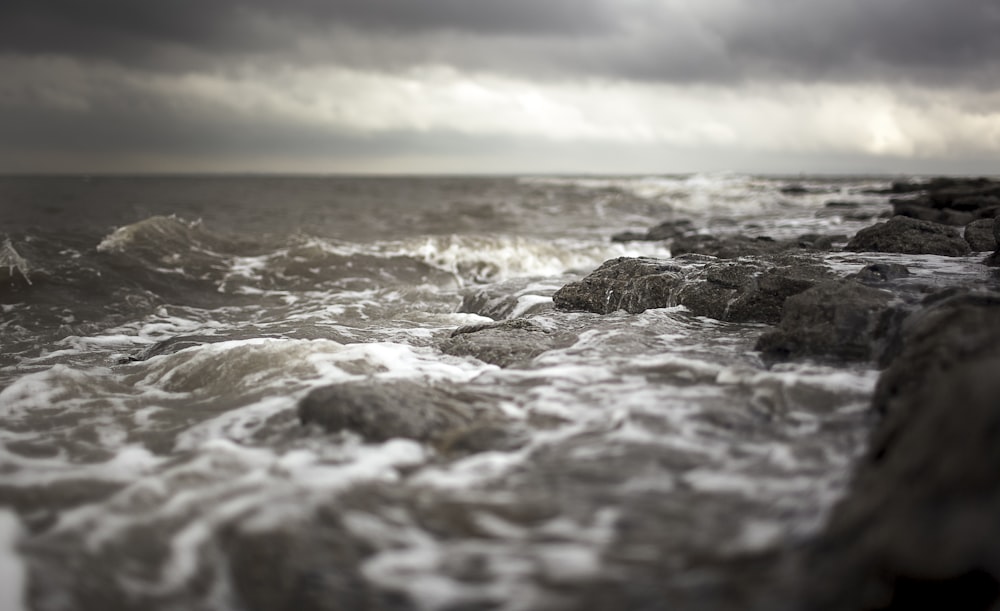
[0,174,970,610]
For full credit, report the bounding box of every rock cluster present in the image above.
[552,254,831,324]
[888,177,1000,226]
[799,290,1000,609]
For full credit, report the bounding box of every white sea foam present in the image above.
[0,511,26,611]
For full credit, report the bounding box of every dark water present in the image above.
[0,174,966,610]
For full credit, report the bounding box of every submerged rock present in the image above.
[800,290,1000,610]
[439,318,576,367]
[965,219,998,252]
[553,255,831,324]
[299,380,488,443]
[845,216,972,257]
[456,280,554,320]
[850,263,911,284]
[755,280,897,362]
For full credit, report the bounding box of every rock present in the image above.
[755,280,898,362]
[851,263,911,284]
[439,318,576,367]
[795,233,845,250]
[552,257,682,315]
[553,255,831,324]
[885,177,1000,226]
[676,257,832,324]
[299,380,489,443]
[890,198,977,226]
[456,280,554,320]
[845,216,971,256]
[965,219,999,252]
[800,290,1000,610]
[989,220,1000,267]
[670,234,804,259]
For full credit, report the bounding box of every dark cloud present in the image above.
[2,0,998,88]
[0,0,621,66]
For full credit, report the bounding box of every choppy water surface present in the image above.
[0,174,929,609]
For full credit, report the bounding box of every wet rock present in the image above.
[850,263,911,284]
[456,280,555,320]
[796,233,845,250]
[670,234,804,258]
[755,280,898,362]
[886,177,1000,226]
[676,257,832,324]
[552,257,683,315]
[800,290,1000,610]
[988,219,1000,267]
[845,216,971,257]
[221,516,378,611]
[964,219,998,252]
[554,255,831,324]
[439,318,576,367]
[120,334,224,362]
[299,380,489,443]
[890,198,977,226]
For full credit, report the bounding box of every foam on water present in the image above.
[0,510,27,611]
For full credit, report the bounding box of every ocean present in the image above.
[0,174,962,610]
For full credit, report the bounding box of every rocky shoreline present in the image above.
[436,176,1000,608]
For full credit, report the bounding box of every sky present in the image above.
[2,0,999,175]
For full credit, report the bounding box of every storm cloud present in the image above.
[2,0,999,173]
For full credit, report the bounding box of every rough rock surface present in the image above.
[800,290,1000,610]
[755,280,897,362]
[439,318,577,367]
[299,380,488,443]
[845,216,972,256]
[965,219,998,252]
[553,255,831,324]
[552,257,682,315]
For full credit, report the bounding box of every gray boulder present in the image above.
[439,318,576,367]
[755,280,897,362]
[845,216,972,256]
[299,380,487,443]
[552,257,683,315]
[965,219,998,252]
